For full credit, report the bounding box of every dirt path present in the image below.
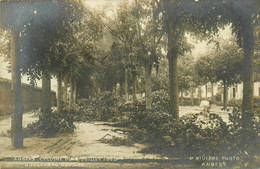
[0,106,234,168]
[0,106,230,160]
[179,105,230,122]
[0,111,161,160]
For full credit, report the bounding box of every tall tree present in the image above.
[1,0,70,148]
[178,53,194,105]
[10,31,23,148]
[131,0,165,108]
[41,71,51,111]
[103,2,137,102]
[196,38,243,109]
[48,1,101,109]
[158,0,259,120]
[63,77,68,103]
[195,52,216,99]
[213,42,243,109]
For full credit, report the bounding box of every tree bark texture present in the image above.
[168,26,179,119]
[10,31,23,149]
[63,77,68,104]
[190,84,194,106]
[180,86,184,105]
[119,82,123,97]
[41,71,51,111]
[211,82,214,102]
[57,73,62,113]
[145,63,152,109]
[114,85,117,97]
[124,68,128,102]
[73,81,77,104]
[242,30,254,114]
[223,80,227,110]
[69,77,74,107]
[205,84,208,99]
[168,55,179,119]
[198,86,202,102]
[132,70,137,102]
[242,28,254,128]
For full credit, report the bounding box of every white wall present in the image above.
[254,82,260,97]
[227,82,260,101]
[198,82,219,99]
[0,57,57,92]
[195,81,259,102]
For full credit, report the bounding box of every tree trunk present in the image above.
[57,73,62,113]
[168,55,179,119]
[115,83,120,98]
[242,30,255,129]
[114,84,117,97]
[180,86,184,105]
[69,77,74,107]
[42,71,51,111]
[242,30,254,118]
[63,77,68,104]
[211,82,214,102]
[10,31,23,149]
[97,87,101,98]
[145,63,152,109]
[113,83,116,97]
[223,80,227,110]
[205,84,208,99]
[198,86,202,102]
[119,82,123,97]
[108,81,113,93]
[132,70,137,102]
[73,81,77,104]
[124,68,128,102]
[168,48,179,119]
[167,17,179,119]
[190,83,194,106]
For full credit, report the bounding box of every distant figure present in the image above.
[200,100,211,115]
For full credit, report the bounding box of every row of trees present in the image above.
[195,36,243,108]
[97,0,259,118]
[99,0,165,110]
[0,0,102,148]
[0,0,259,149]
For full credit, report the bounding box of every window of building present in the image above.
[259,87,260,96]
[233,88,236,98]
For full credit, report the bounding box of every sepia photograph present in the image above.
[0,0,259,168]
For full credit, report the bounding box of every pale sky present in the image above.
[84,0,122,8]
[0,0,233,92]
[187,25,233,59]
[0,57,57,90]
[0,0,123,92]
